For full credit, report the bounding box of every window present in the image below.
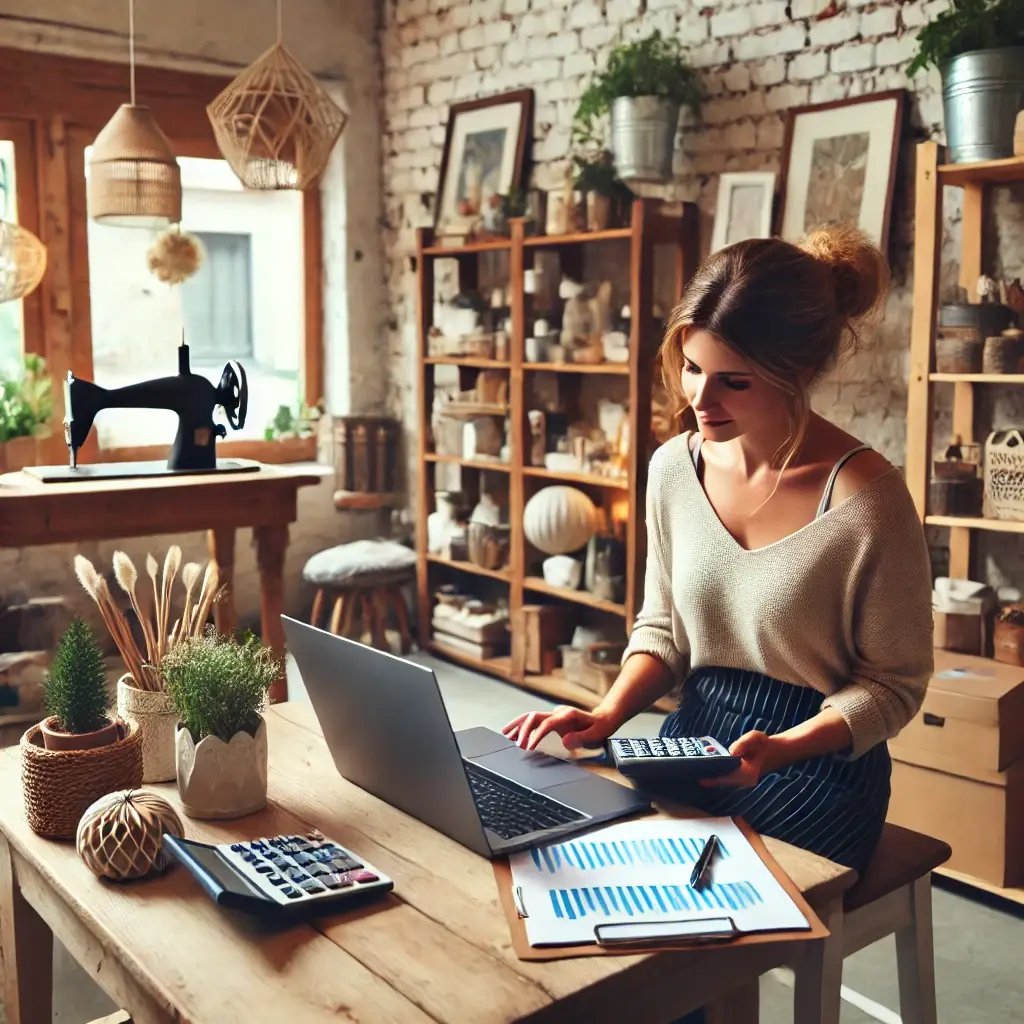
[0,138,23,377]
[184,232,254,361]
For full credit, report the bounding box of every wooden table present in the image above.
[0,703,856,1024]
[0,466,319,703]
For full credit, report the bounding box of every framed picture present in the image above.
[710,172,776,253]
[778,90,905,251]
[435,89,533,238]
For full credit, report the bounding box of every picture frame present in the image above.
[778,90,905,252]
[434,89,534,240]
[710,171,776,253]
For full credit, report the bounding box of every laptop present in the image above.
[282,616,650,858]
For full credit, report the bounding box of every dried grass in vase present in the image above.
[74,547,225,692]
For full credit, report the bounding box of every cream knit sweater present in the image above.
[625,432,934,758]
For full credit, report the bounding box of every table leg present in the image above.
[792,897,844,1024]
[254,524,288,704]
[0,833,53,1024]
[207,527,237,636]
[706,978,759,1024]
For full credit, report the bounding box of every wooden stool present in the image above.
[303,540,416,654]
[87,1013,132,1024]
[793,823,952,1024]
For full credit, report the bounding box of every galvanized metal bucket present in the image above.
[942,47,1024,163]
[610,96,680,182]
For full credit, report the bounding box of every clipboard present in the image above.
[491,818,829,961]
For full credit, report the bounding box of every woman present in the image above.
[504,224,934,874]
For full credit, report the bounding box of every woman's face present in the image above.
[679,329,792,442]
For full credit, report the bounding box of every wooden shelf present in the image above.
[524,227,633,247]
[426,356,510,369]
[422,238,511,256]
[523,466,628,489]
[524,577,626,616]
[938,154,1024,187]
[426,554,511,582]
[930,373,1024,384]
[332,490,402,511]
[523,668,676,714]
[925,515,1024,534]
[524,361,630,375]
[934,865,1024,907]
[425,453,511,473]
[427,640,513,680]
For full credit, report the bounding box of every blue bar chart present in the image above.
[548,881,762,920]
[530,835,731,873]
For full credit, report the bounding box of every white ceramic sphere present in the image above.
[523,486,597,555]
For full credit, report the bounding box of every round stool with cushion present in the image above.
[303,540,416,653]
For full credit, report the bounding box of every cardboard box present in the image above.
[890,649,1024,773]
[889,758,1024,887]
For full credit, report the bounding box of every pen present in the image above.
[689,833,719,890]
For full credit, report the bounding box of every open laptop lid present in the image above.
[281,616,492,857]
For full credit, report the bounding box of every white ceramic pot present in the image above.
[175,717,268,820]
[543,554,583,590]
[117,675,177,783]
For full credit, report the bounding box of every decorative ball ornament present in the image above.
[523,486,598,556]
[76,789,184,881]
[0,220,47,303]
[147,228,204,284]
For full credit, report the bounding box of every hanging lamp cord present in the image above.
[276,0,283,44]
[128,0,136,105]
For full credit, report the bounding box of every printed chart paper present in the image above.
[509,817,808,946]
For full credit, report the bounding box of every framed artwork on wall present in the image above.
[434,89,534,239]
[710,171,776,253]
[778,90,905,252]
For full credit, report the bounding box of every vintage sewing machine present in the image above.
[27,342,254,482]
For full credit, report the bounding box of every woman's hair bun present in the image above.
[800,223,889,325]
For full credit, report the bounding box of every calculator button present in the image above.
[255,864,273,874]
[267,874,284,885]
[300,879,325,894]
[323,873,353,889]
[351,870,379,884]
[281,886,302,899]
[230,843,245,852]
[293,852,316,866]
[286,867,307,882]
[331,857,362,873]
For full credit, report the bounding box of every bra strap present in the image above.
[690,433,703,472]
[816,445,872,518]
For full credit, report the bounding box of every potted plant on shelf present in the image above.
[0,353,53,473]
[573,150,634,231]
[163,629,281,820]
[573,30,704,183]
[75,547,222,783]
[21,619,143,839]
[907,0,1024,163]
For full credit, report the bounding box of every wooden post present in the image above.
[508,217,526,683]
[254,524,289,703]
[207,527,237,636]
[415,228,435,650]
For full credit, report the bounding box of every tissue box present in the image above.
[933,577,997,657]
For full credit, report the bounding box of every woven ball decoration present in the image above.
[523,486,598,556]
[76,789,184,881]
[147,228,204,284]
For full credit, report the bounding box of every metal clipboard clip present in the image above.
[513,886,529,919]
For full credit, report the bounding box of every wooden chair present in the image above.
[303,540,416,654]
[794,823,952,1024]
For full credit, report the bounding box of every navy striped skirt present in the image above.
[660,667,891,872]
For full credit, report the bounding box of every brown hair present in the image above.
[660,223,889,471]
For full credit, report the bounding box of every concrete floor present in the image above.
[5,651,1022,1024]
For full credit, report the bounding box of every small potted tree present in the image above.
[907,0,1024,162]
[574,31,704,182]
[21,619,143,839]
[163,630,280,820]
[0,353,53,474]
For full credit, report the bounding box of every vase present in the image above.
[39,715,119,752]
[175,717,268,820]
[611,95,680,182]
[941,48,1024,163]
[117,675,178,782]
[586,192,611,232]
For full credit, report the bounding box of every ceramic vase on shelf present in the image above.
[175,717,268,820]
[116,674,178,783]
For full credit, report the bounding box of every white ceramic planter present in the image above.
[117,676,177,783]
[175,717,268,820]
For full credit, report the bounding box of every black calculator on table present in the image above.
[609,736,740,784]
[163,830,393,919]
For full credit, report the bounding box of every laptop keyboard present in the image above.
[464,764,587,840]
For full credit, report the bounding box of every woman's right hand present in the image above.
[502,705,619,753]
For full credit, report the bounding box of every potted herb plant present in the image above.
[163,630,281,820]
[574,31,704,182]
[0,353,53,473]
[573,151,634,231]
[908,0,1024,162]
[21,619,143,839]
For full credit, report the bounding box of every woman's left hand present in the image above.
[701,729,781,788]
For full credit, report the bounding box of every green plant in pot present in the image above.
[40,618,118,752]
[574,30,704,182]
[907,0,1024,162]
[164,629,281,820]
[0,353,53,473]
[573,150,634,231]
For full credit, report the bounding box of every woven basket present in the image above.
[21,719,144,839]
[983,334,1022,374]
[984,429,1024,521]
[936,333,983,374]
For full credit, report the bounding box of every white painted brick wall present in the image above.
[378,0,1024,592]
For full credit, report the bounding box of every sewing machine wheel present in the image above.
[218,360,248,430]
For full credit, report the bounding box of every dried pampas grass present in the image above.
[147,228,204,285]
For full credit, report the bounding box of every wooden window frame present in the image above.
[0,47,324,465]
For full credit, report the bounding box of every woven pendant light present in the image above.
[0,220,47,303]
[88,0,181,227]
[207,0,347,190]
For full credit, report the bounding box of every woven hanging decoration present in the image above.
[207,41,348,190]
[87,0,181,227]
[0,220,47,302]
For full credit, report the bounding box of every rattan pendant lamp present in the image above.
[88,0,181,227]
[0,220,46,303]
[207,0,348,190]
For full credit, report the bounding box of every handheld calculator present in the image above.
[609,736,740,784]
[163,829,393,919]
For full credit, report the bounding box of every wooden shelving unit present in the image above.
[415,198,698,712]
[905,142,1024,906]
